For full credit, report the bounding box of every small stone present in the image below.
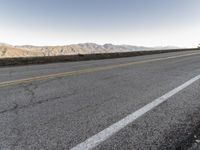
[195,139,200,143]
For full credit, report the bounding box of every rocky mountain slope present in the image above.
[0,45,44,58]
[0,43,178,58]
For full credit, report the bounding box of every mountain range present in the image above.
[0,43,179,58]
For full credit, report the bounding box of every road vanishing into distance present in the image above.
[1,50,200,150]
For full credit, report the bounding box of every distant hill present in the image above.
[0,45,44,58]
[0,42,13,47]
[0,43,179,58]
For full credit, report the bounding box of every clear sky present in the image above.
[0,0,200,47]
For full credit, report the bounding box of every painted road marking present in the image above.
[0,51,200,88]
[71,74,200,150]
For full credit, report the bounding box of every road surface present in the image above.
[0,50,200,150]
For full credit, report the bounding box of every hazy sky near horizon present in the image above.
[0,0,200,47]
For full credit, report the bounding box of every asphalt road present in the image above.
[0,50,200,150]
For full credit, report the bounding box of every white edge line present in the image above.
[71,74,200,150]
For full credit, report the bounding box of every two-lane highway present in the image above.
[0,50,200,150]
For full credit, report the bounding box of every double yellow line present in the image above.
[0,52,200,88]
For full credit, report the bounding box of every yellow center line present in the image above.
[0,52,200,88]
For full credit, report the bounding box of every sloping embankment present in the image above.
[0,48,199,67]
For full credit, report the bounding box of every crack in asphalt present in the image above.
[0,80,78,115]
[22,83,38,104]
[9,104,24,150]
[0,95,62,115]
